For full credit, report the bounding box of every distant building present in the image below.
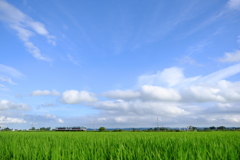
[55,126,87,131]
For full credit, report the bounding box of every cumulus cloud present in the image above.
[94,100,188,117]
[57,119,64,123]
[182,84,226,102]
[31,90,60,96]
[218,50,240,63]
[102,90,140,100]
[141,85,181,101]
[61,90,97,104]
[138,67,184,87]
[0,100,30,111]
[0,0,55,61]
[34,64,240,128]
[88,64,240,127]
[0,116,26,123]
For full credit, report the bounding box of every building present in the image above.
[55,126,87,131]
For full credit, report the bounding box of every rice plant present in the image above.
[0,131,239,159]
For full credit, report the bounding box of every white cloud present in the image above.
[61,90,97,104]
[138,67,184,87]
[24,114,64,125]
[0,0,55,61]
[141,85,181,101]
[30,64,240,128]
[0,64,23,78]
[198,63,240,83]
[0,116,26,123]
[44,114,56,119]
[102,90,140,100]
[228,0,240,9]
[0,100,30,111]
[31,89,60,96]
[94,100,188,117]
[0,76,17,85]
[218,50,240,63]
[182,84,226,102]
[57,119,64,123]
[24,42,51,61]
[44,114,64,123]
[88,64,240,127]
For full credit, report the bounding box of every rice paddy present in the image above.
[0,131,239,160]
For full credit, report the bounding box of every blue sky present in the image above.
[0,0,240,129]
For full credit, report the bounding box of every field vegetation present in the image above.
[0,131,239,159]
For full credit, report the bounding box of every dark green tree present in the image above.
[217,126,226,130]
[4,127,11,131]
[209,126,216,130]
[30,127,36,131]
[99,127,106,132]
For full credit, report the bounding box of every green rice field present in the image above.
[0,131,239,160]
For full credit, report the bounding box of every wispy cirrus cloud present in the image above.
[0,0,55,61]
[0,64,23,78]
[67,54,79,66]
[31,90,60,96]
[0,64,23,90]
[0,76,17,85]
[228,0,240,10]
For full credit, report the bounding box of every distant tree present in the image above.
[40,127,45,131]
[113,129,123,132]
[192,127,197,131]
[46,127,51,131]
[30,127,36,131]
[203,128,211,131]
[99,127,106,132]
[4,127,11,131]
[217,126,226,130]
[210,126,216,130]
[132,128,140,132]
[160,127,168,131]
[147,128,153,132]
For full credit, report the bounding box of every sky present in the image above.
[0,0,240,129]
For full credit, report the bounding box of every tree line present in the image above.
[1,126,239,132]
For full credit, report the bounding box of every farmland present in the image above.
[0,131,239,159]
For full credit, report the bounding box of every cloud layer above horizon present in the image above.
[0,0,240,129]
